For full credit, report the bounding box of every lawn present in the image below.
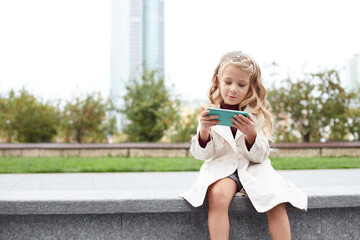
[0,156,359,173]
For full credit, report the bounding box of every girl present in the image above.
[180,51,307,240]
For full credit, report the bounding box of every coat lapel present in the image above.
[235,128,243,141]
[211,125,238,153]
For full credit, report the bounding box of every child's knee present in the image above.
[208,185,231,209]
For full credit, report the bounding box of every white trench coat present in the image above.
[180,120,308,213]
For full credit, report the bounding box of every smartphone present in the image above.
[206,107,249,127]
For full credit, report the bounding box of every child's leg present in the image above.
[266,203,291,240]
[207,178,237,240]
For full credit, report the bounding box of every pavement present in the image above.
[1,169,360,201]
[1,170,360,240]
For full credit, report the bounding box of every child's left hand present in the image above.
[232,114,257,145]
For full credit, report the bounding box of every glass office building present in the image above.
[110,0,164,128]
[345,53,360,92]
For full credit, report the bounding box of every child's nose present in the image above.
[230,85,237,92]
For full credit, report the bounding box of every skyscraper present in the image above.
[344,53,360,92]
[110,0,164,128]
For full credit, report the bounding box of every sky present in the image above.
[0,0,360,103]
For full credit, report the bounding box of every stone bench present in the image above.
[1,170,360,239]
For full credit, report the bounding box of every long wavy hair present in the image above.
[208,51,273,140]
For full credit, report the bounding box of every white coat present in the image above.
[180,115,308,213]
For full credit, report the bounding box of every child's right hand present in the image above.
[199,106,220,141]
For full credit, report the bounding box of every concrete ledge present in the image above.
[1,191,360,215]
[1,170,360,239]
[1,194,360,239]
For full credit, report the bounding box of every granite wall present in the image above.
[1,207,359,239]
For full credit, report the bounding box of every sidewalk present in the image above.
[1,169,360,240]
[1,169,360,201]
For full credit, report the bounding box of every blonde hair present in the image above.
[208,51,273,140]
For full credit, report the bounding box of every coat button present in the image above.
[221,139,226,145]
[218,158,223,162]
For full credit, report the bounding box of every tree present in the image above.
[61,93,117,143]
[0,91,16,142]
[170,108,199,143]
[348,89,360,140]
[0,89,59,142]
[268,88,300,142]
[123,68,178,142]
[268,69,353,142]
[348,107,360,141]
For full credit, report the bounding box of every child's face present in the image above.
[217,64,251,105]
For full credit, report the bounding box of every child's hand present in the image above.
[232,114,257,145]
[199,106,220,141]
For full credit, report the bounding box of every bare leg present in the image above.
[207,178,237,240]
[266,203,291,240]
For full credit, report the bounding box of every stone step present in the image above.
[0,170,360,239]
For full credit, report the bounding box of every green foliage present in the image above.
[0,89,59,142]
[268,69,354,142]
[349,107,360,140]
[60,93,117,143]
[170,108,199,143]
[0,93,15,142]
[267,89,299,142]
[348,89,360,140]
[123,68,178,142]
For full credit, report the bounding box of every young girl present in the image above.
[180,51,307,240]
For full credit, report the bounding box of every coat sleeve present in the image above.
[240,114,271,164]
[241,130,270,163]
[189,123,215,160]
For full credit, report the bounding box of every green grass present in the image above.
[0,156,359,173]
[0,157,203,173]
[271,156,360,170]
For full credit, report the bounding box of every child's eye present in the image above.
[239,84,246,87]
[225,82,231,85]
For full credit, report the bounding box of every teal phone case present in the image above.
[206,108,249,127]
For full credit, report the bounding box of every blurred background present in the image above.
[0,0,359,144]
